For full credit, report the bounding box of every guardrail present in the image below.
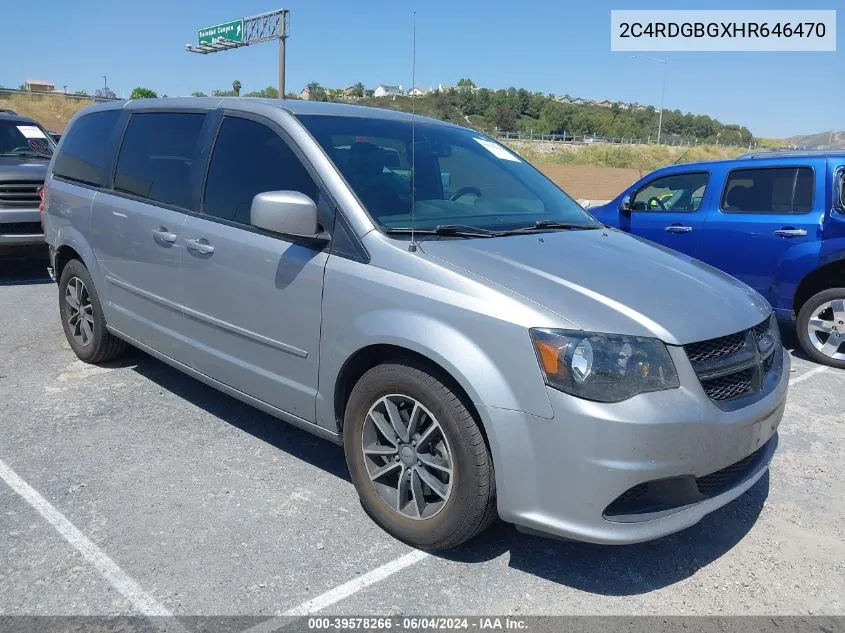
[0,87,121,103]
[492,130,808,151]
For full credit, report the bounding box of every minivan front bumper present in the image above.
[0,207,44,247]
[478,347,789,544]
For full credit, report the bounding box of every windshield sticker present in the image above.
[26,138,52,156]
[17,125,48,139]
[473,137,521,162]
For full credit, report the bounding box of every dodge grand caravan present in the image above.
[43,98,789,549]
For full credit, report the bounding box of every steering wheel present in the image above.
[647,196,668,211]
[449,187,483,202]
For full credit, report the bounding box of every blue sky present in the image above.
[2,0,841,138]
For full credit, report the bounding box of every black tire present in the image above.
[58,259,127,364]
[344,360,497,550]
[796,287,845,369]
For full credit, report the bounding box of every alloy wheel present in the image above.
[65,276,95,346]
[361,394,454,520]
[806,298,845,361]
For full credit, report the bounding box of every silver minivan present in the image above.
[43,98,789,550]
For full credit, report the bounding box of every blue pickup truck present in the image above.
[591,150,845,368]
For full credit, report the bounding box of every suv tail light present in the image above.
[38,186,45,229]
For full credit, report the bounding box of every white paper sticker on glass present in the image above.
[17,125,48,139]
[473,137,521,162]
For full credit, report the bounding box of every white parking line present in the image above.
[0,457,172,617]
[790,366,827,385]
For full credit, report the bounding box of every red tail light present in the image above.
[38,186,46,229]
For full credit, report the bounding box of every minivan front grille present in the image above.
[0,221,42,235]
[0,180,42,207]
[684,317,781,408]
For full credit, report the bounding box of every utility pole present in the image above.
[278,36,286,98]
[631,55,667,145]
[102,75,107,90]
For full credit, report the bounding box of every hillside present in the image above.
[785,130,845,149]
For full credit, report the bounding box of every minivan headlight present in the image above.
[530,329,680,402]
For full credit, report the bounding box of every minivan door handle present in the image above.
[186,238,215,255]
[151,227,177,244]
[773,228,807,237]
[665,224,693,233]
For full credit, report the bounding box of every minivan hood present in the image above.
[418,229,770,345]
[0,157,49,181]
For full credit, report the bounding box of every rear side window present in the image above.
[721,167,814,214]
[52,110,120,186]
[114,112,206,209]
[632,172,709,212]
[203,116,317,225]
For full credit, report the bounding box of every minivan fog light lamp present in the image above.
[530,329,680,402]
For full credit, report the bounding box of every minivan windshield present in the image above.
[0,119,55,158]
[297,114,600,234]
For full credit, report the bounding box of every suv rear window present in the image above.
[114,112,206,209]
[52,110,121,186]
[721,167,814,214]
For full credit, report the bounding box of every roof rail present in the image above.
[739,149,845,159]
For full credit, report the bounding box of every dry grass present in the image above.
[503,141,747,171]
[0,94,92,132]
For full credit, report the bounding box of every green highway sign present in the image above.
[198,19,244,45]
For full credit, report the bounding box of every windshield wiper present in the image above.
[0,151,50,158]
[496,220,599,235]
[384,224,497,238]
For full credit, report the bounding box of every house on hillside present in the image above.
[595,99,614,108]
[24,79,56,93]
[408,86,430,97]
[298,87,312,100]
[374,84,403,97]
[555,95,572,104]
[336,84,361,101]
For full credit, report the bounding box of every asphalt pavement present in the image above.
[1,255,843,617]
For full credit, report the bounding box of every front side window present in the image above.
[297,115,599,232]
[203,116,318,225]
[631,172,709,213]
[114,112,206,209]
[721,167,814,214]
[52,110,120,186]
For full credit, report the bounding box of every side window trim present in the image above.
[719,165,816,215]
[631,170,710,213]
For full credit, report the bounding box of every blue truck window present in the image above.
[721,167,813,214]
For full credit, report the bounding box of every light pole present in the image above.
[102,75,107,91]
[631,55,667,145]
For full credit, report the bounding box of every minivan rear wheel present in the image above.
[58,259,127,364]
[796,287,845,369]
[344,361,496,550]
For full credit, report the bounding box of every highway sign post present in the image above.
[198,20,244,45]
[186,9,290,97]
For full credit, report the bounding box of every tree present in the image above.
[72,89,89,97]
[352,82,365,98]
[456,78,476,90]
[191,91,208,97]
[94,87,117,99]
[244,86,279,99]
[130,87,158,99]
[306,82,328,102]
[494,105,517,131]
[232,80,242,96]
[211,89,236,97]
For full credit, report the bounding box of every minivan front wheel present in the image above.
[797,287,845,368]
[344,361,496,550]
[58,259,127,364]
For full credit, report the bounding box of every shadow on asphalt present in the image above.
[442,472,768,595]
[120,350,351,482]
[115,340,769,597]
[0,250,52,286]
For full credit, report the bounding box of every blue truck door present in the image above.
[696,164,822,313]
[620,170,710,258]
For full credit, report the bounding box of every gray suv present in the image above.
[43,98,789,550]
[0,110,56,254]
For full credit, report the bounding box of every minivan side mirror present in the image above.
[250,191,328,241]
[619,194,632,214]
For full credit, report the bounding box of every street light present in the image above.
[631,55,667,145]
